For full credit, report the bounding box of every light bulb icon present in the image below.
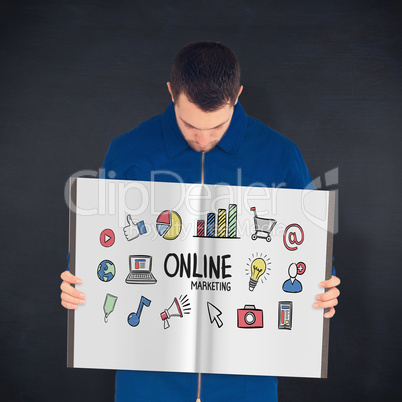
[249,258,266,291]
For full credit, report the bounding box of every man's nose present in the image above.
[196,132,210,147]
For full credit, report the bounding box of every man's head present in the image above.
[167,41,243,152]
[169,41,242,112]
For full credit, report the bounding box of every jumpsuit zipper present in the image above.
[201,151,205,185]
[196,372,201,402]
[196,151,205,402]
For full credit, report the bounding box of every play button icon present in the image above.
[100,229,115,247]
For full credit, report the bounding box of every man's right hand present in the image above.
[60,271,86,309]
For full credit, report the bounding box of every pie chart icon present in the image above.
[156,210,182,240]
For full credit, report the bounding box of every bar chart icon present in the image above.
[194,204,239,239]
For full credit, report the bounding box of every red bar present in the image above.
[197,220,205,237]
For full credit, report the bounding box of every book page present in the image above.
[68,178,334,378]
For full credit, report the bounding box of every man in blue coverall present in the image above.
[61,41,340,401]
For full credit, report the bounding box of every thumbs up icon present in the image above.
[123,215,147,241]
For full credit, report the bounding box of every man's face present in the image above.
[174,93,234,152]
[167,83,242,152]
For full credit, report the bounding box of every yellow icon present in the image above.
[249,258,266,291]
[164,211,182,240]
[156,210,182,240]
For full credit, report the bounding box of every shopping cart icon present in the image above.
[250,207,277,242]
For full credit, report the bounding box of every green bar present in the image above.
[228,204,237,238]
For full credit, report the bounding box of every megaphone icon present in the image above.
[160,295,191,329]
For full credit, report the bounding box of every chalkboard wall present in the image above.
[1,1,401,401]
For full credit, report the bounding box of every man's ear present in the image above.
[167,82,174,102]
[235,85,244,105]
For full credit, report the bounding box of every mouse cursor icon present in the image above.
[207,302,223,328]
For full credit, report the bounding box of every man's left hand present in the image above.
[313,276,341,318]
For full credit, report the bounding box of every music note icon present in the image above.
[128,296,152,327]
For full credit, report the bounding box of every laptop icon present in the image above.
[125,255,157,284]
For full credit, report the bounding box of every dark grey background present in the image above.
[1,0,401,401]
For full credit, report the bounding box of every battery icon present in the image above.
[278,301,293,330]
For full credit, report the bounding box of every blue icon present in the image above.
[97,260,116,282]
[128,296,152,327]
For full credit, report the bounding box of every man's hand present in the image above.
[313,275,340,318]
[60,271,86,309]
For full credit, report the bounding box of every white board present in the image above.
[67,178,334,378]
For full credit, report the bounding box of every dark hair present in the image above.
[170,41,241,112]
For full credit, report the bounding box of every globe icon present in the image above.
[97,260,116,282]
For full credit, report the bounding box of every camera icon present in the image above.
[237,305,264,328]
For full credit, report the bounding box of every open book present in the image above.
[67,177,334,378]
